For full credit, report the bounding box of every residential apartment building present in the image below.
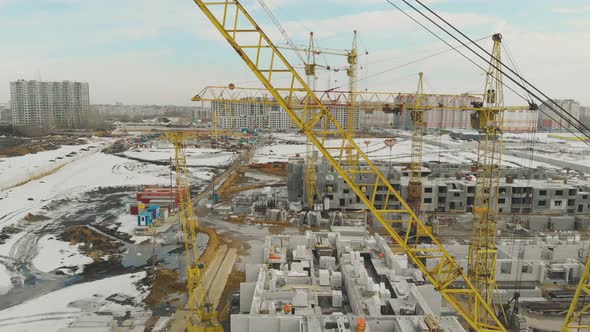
[211,100,359,131]
[10,80,89,129]
[538,99,581,131]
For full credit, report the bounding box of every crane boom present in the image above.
[192,1,506,331]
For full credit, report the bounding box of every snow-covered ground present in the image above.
[0,137,112,191]
[123,146,237,167]
[259,132,586,171]
[0,272,147,332]
[0,265,10,295]
[31,235,93,274]
[0,152,168,229]
[0,141,237,316]
[112,214,152,243]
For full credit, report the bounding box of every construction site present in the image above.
[1,1,590,332]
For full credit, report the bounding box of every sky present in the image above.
[1,0,589,106]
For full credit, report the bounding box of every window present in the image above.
[499,198,506,204]
[467,187,475,194]
[568,199,576,207]
[556,190,563,196]
[438,187,447,193]
[539,190,547,196]
[424,198,432,204]
[584,195,588,200]
[522,264,532,273]
[500,262,512,274]
[343,189,349,194]
[339,199,345,206]
[424,187,433,193]
[569,189,576,196]
[538,200,546,206]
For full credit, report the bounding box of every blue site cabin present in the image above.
[137,211,154,226]
[146,205,161,219]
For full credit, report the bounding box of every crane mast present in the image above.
[167,132,222,332]
[346,31,359,166]
[562,253,590,331]
[304,32,318,209]
[467,33,505,324]
[408,72,426,215]
[191,1,506,331]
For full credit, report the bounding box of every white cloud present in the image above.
[0,1,589,107]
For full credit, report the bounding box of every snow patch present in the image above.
[0,272,147,332]
[32,235,93,274]
[0,264,12,295]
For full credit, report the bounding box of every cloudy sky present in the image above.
[1,0,589,106]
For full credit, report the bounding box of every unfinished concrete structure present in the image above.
[288,157,590,218]
[234,227,466,332]
[429,234,590,287]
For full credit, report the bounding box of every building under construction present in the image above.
[234,227,468,332]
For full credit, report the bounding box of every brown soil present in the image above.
[0,136,87,157]
[216,270,245,322]
[246,162,287,177]
[23,213,50,222]
[61,226,124,261]
[144,268,186,306]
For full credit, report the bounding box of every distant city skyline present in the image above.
[1,0,590,106]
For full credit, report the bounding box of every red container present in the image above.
[130,205,139,215]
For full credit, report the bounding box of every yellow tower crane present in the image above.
[467,33,506,324]
[191,1,506,331]
[407,72,426,215]
[562,253,590,331]
[166,131,222,332]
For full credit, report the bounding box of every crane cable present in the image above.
[396,0,590,143]
[383,0,590,148]
[327,34,491,92]
[411,0,590,137]
[257,0,306,66]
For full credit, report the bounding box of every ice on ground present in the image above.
[0,138,112,190]
[31,235,93,274]
[123,146,237,167]
[0,264,11,295]
[0,152,169,229]
[0,272,147,332]
[113,214,151,243]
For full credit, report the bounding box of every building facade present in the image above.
[211,100,361,131]
[538,99,581,131]
[10,80,89,129]
[288,157,590,217]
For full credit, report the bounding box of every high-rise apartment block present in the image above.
[10,80,90,129]
[538,99,581,131]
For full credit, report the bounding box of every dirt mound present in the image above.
[23,213,50,222]
[143,268,186,306]
[61,226,123,260]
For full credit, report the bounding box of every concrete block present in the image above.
[240,282,256,313]
[527,215,548,231]
[279,316,302,332]
[319,269,330,286]
[332,290,343,307]
[550,216,575,231]
[246,264,262,282]
[249,316,280,332]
